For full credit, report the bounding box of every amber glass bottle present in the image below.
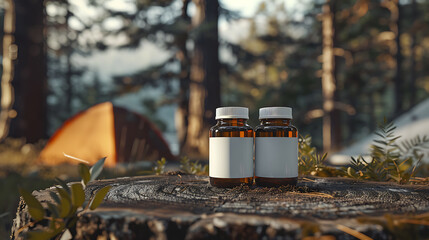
[209,107,254,187]
[255,107,298,187]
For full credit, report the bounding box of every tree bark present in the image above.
[330,0,342,152]
[394,0,403,116]
[0,0,16,141]
[369,92,377,131]
[176,0,191,155]
[321,0,337,153]
[410,0,417,107]
[9,0,47,142]
[184,0,220,158]
[65,5,73,114]
[12,174,429,239]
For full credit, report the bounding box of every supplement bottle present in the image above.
[255,107,298,187]
[209,107,254,187]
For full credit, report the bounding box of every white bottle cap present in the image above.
[259,107,292,119]
[215,107,249,120]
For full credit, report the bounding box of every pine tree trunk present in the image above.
[0,0,16,140]
[9,0,47,142]
[330,0,341,152]
[65,5,73,114]
[65,52,72,113]
[369,92,377,131]
[410,0,417,107]
[176,0,191,155]
[394,0,403,116]
[321,0,336,153]
[184,0,220,158]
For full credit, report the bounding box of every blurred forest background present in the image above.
[2,0,429,156]
[1,0,429,237]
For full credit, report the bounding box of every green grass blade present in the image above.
[0,212,9,219]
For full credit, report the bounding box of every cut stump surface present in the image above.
[12,173,429,239]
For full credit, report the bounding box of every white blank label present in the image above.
[255,137,298,178]
[209,137,253,178]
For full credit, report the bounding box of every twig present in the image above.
[336,224,373,240]
[15,220,38,236]
[63,153,90,164]
[302,177,316,182]
[398,219,429,226]
[288,191,334,198]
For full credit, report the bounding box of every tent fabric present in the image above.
[39,102,175,166]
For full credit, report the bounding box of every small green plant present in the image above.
[16,157,111,239]
[346,120,429,183]
[153,157,167,175]
[298,135,331,176]
[180,156,208,175]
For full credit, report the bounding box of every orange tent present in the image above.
[39,102,175,167]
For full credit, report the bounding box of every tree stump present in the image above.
[11,173,429,239]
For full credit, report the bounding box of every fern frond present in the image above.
[395,135,429,157]
[348,119,427,184]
